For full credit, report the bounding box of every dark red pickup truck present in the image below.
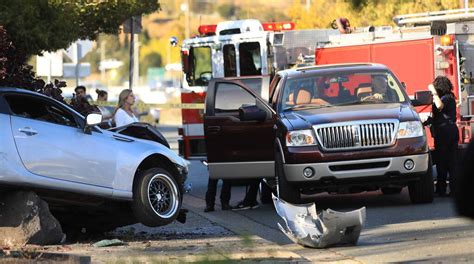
[204,63,433,204]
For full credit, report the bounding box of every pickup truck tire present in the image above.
[381,187,403,195]
[132,168,182,227]
[275,144,301,204]
[408,157,434,204]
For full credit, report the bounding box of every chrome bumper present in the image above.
[273,194,366,248]
[284,153,429,182]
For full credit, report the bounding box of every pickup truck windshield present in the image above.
[281,71,406,111]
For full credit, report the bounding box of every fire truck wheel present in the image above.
[275,143,301,204]
[381,187,403,195]
[408,156,434,204]
[132,168,182,227]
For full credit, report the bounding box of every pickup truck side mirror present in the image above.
[239,105,267,122]
[412,90,433,107]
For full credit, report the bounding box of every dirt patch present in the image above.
[4,211,303,263]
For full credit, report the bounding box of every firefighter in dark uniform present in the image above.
[428,76,459,196]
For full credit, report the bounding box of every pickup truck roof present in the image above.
[283,63,391,78]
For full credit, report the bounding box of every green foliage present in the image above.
[347,0,367,9]
[0,26,45,91]
[140,52,162,76]
[289,0,461,29]
[218,3,238,18]
[0,0,161,61]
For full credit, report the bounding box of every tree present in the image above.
[0,0,160,61]
[288,0,460,30]
[0,0,160,91]
[218,4,239,19]
[140,52,162,76]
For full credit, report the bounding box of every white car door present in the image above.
[6,93,118,188]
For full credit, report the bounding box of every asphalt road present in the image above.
[160,125,474,263]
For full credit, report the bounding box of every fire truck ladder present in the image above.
[394,8,474,26]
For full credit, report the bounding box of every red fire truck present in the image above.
[315,8,474,151]
[178,20,340,158]
[178,8,474,158]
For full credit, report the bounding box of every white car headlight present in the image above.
[286,130,317,146]
[397,121,424,139]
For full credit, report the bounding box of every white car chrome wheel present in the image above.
[147,173,179,219]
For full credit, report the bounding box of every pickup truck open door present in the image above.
[204,77,275,179]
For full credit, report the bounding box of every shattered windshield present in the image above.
[281,71,406,111]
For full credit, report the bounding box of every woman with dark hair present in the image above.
[96,89,108,102]
[428,76,459,196]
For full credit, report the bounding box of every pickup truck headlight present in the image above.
[286,130,317,146]
[397,121,424,139]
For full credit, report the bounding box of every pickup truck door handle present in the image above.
[207,126,221,133]
[18,127,38,136]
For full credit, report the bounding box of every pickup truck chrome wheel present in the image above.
[132,167,182,227]
[147,173,179,218]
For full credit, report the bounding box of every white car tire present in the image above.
[132,168,182,227]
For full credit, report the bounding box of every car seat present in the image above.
[295,88,312,105]
[355,84,373,99]
[355,83,373,97]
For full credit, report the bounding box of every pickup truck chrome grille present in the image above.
[313,120,398,151]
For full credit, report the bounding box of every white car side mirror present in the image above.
[86,113,102,126]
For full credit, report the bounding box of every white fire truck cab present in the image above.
[178,20,339,158]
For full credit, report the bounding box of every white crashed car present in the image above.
[0,88,188,230]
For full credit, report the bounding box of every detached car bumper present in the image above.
[284,153,429,182]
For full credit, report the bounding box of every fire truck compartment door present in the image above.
[204,78,275,179]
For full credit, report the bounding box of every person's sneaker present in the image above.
[232,201,260,211]
[221,204,233,211]
[204,205,215,212]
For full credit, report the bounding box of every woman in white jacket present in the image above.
[114,89,139,127]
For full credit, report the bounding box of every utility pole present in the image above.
[75,42,82,86]
[461,0,469,10]
[134,37,140,88]
[129,17,135,90]
[182,0,190,40]
[186,0,190,39]
[100,40,106,82]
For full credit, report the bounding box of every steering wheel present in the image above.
[198,71,212,83]
[361,93,383,102]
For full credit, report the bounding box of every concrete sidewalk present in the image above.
[10,194,309,263]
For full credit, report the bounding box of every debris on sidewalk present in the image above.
[273,194,366,248]
[92,239,125,248]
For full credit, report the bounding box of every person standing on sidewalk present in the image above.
[204,179,233,212]
[232,179,260,211]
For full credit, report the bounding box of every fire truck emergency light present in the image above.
[198,25,217,36]
[262,22,295,31]
[440,35,454,46]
